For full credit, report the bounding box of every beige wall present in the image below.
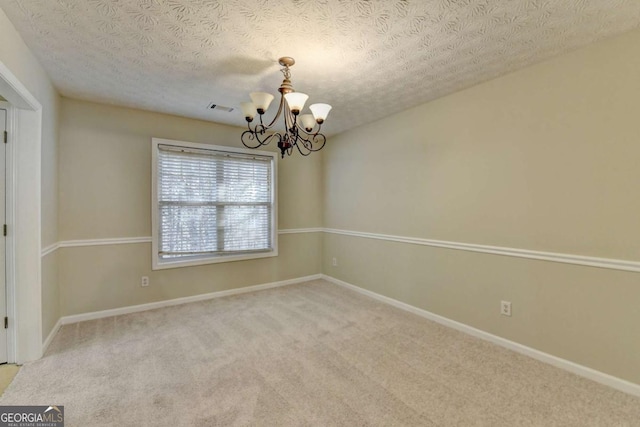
[323,28,640,384]
[58,98,323,315]
[59,233,320,315]
[0,7,60,345]
[41,252,59,338]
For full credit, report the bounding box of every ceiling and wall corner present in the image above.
[0,0,640,136]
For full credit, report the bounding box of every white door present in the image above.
[0,108,6,363]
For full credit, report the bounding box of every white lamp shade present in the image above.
[240,102,257,119]
[284,92,309,112]
[300,114,316,131]
[309,103,332,122]
[250,92,274,112]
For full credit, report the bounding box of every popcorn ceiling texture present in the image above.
[1,0,640,135]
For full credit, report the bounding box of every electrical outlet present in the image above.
[332,257,338,267]
[141,276,150,287]
[500,300,512,317]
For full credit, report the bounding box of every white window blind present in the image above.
[156,143,275,265]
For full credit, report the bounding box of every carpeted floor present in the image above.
[1,279,639,426]
[0,364,19,396]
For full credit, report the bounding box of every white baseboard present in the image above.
[42,317,63,354]
[60,274,322,325]
[321,274,640,398]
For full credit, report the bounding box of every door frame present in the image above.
[0,58,43,364]
[0,101,15,363]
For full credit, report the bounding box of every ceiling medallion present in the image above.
[240,57,331,158]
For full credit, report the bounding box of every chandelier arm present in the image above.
[294,131,321,156]
[241,130,262,149]
[294,130,327,152]
[266,95,285,129]
[309,133,327,151]
[241,129,279,149]
[294,130,313,144]
[245,118,267,136]
[262,132,281,147]
[288,115,300,146]
[255,123,265,134]
[294,140,312,156]
[291,111,299,135]
[284,104,295,133]
[310,123,326,150]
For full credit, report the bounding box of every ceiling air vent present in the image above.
[207,103,234,113]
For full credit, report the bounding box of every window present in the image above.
[151,138,277,269]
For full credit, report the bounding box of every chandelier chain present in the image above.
[280,65,291,80]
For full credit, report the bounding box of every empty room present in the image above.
[0,0,639,425]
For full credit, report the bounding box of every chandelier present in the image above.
[240,57,332,158]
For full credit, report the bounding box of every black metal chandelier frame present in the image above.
[241,57,329,158]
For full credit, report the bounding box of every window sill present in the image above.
[151,249,278,271]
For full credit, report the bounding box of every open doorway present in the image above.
[0,103,6,363]
[0,58,43,363]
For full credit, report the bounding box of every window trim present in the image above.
[151,138,278,270]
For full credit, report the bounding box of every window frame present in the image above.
[151,138,278,270]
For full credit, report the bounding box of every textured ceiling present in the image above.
[2,0,640,136]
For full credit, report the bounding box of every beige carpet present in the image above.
[0,364,19,396]
[1,280,638,426]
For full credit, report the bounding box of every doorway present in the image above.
[0,106,6,363]
[0,60,42,363]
